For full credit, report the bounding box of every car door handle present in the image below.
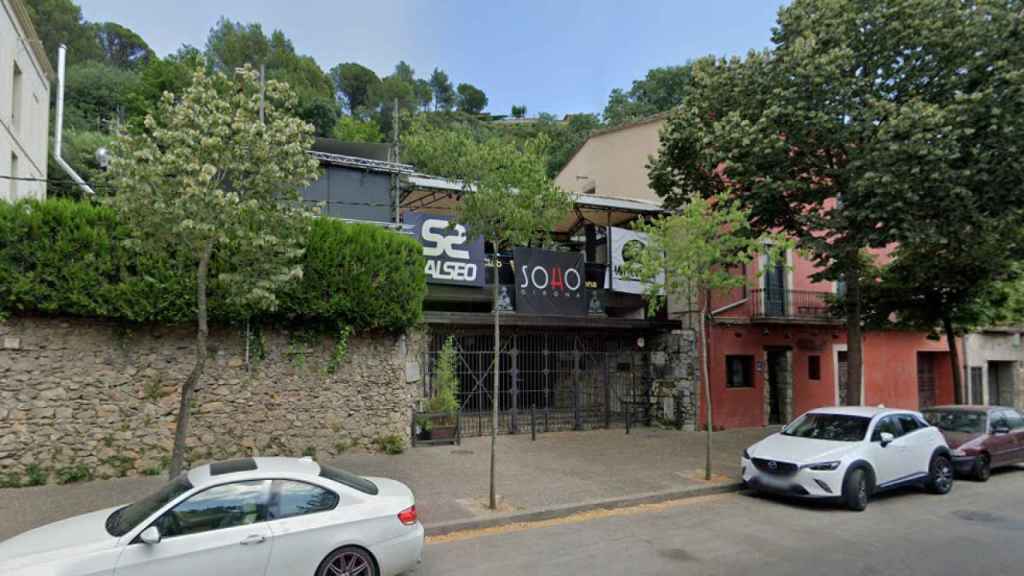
[240,534,266,546]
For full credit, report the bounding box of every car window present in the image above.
[269,480,339,520]
[896,414,922,434]
[155,480,270,538]
[871,416,903,441]
[1005,410,1024,430]
[923,410,987,434]
[107,475,194,537]
[990,412,1010,432]
[780,413,870,442]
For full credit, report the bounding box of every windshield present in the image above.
[782,413,871,442]
[923,410,987,434]
[106,475,193,537]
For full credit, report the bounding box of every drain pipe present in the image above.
[53,44,94,196]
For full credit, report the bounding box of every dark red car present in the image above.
[921,406,1024,481]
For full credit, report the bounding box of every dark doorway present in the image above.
[766,349,790,425]
[988,362,1015,407]
[970,367,984,405]
[837,351,850,405]
[917,352,937,409]
[764,260,787,316]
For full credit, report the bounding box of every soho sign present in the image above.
[422,219,477,282]
[519,263,582,292]
[405,212,485,287]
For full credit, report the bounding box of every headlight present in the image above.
[742,448,752,460]
[806,461,841,471]
[950,448,966,457]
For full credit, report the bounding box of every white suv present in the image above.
[741,406,954,511]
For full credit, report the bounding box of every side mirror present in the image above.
[880,432,895,447]
[140,526,161,545]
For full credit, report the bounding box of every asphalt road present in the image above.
[416,465,1024,576]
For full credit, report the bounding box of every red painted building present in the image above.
[700,249,959,429]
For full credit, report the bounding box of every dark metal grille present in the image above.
[752,458,799,476]
[423,328,653,437]
[751,289,836,320]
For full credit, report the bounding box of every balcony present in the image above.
[750,289,839,323]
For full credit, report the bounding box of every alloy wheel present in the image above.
[935,459,954,493]
[320,548,375,576]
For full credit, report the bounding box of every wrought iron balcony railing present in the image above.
[750,289,837,321]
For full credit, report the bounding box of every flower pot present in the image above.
[431,424,457,441]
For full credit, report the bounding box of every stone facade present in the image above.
[647,329,700,431]
[0,316,423,484]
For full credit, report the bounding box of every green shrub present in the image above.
[142,466,163,476]
[0,200,426,331]
[429,336,461,415]
[282,218,426,331]
[24,464,48,486]
[375,435,405,455]
[55,464,93,485]
[0,473,20,489]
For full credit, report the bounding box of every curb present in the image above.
[423,481,744,537]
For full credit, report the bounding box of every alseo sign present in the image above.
[404,213,485,287]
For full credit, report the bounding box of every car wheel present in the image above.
[928,455,954,494]
[317,546,377,576]
[974,455,991,482]
[843,468,869,512]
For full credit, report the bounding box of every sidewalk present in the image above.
[0,426,775,540]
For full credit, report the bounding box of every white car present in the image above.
[0,457,423,576]
[741,406,954,511]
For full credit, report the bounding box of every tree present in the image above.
[414,79,434,111]
[205,19,336,135]
[93,21,153,68]
[456,83,488,114]
[649,1,1024,405]
[393,60,416,84]
[24,0,103,68]
[404,121,571,509]
[511,105,527,118]
[331,115,384,143]
[603,64,692,126]
[62,61,142,131]
[106,66,320,477]
[429,67,455,111]
[372,75,417,137]
[624,192,789,480]
[330,62,381,114]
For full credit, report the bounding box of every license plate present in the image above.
[759,475,789,489]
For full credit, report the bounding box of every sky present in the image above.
[78,0,788,118]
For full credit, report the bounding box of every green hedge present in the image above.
[0,199,425,331]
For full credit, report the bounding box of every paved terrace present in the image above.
[0,427,776,540]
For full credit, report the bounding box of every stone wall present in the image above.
[647,329,700,431]
[0,316,423,484]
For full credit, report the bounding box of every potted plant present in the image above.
[419,336,460,441]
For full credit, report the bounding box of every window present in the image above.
[11,61,22,131]
[106,475,194,537]
[269,480,339,520]
[725,355,754,388]
[1004,410,1024,430]
[990,411,1011,432]
[895,414,922,434]
[923,410,986,434]
[155,480,271,538]
[782,413,870,442]
[808,355,821,381]
[871,416,902,442]
[9,153,17,201]
[319,464,379,495]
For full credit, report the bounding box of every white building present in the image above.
[964,328,1024,410]
[1,0,51,202]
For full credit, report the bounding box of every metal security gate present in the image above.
[422,329,653,437]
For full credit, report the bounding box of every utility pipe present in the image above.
[53,44,94,196]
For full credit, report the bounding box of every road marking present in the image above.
[426,493,731,545]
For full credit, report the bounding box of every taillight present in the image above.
[398,505,418,526]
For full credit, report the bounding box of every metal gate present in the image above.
[422,329,653,437]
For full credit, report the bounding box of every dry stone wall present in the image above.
[0,316,423,485]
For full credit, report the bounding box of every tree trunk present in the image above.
[700,299,713,481]
[942,315,964,405]
[845,268,863,406]
[169,242,212,479]
[489,262,499,510]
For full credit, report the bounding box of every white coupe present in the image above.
[0,457,423,576]
[742,406,954,511]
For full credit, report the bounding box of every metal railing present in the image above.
[750,289,836,320]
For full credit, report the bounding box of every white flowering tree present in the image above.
[107,66,320,477]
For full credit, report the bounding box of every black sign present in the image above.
[513,248,587,316]
[404,213,485,287]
